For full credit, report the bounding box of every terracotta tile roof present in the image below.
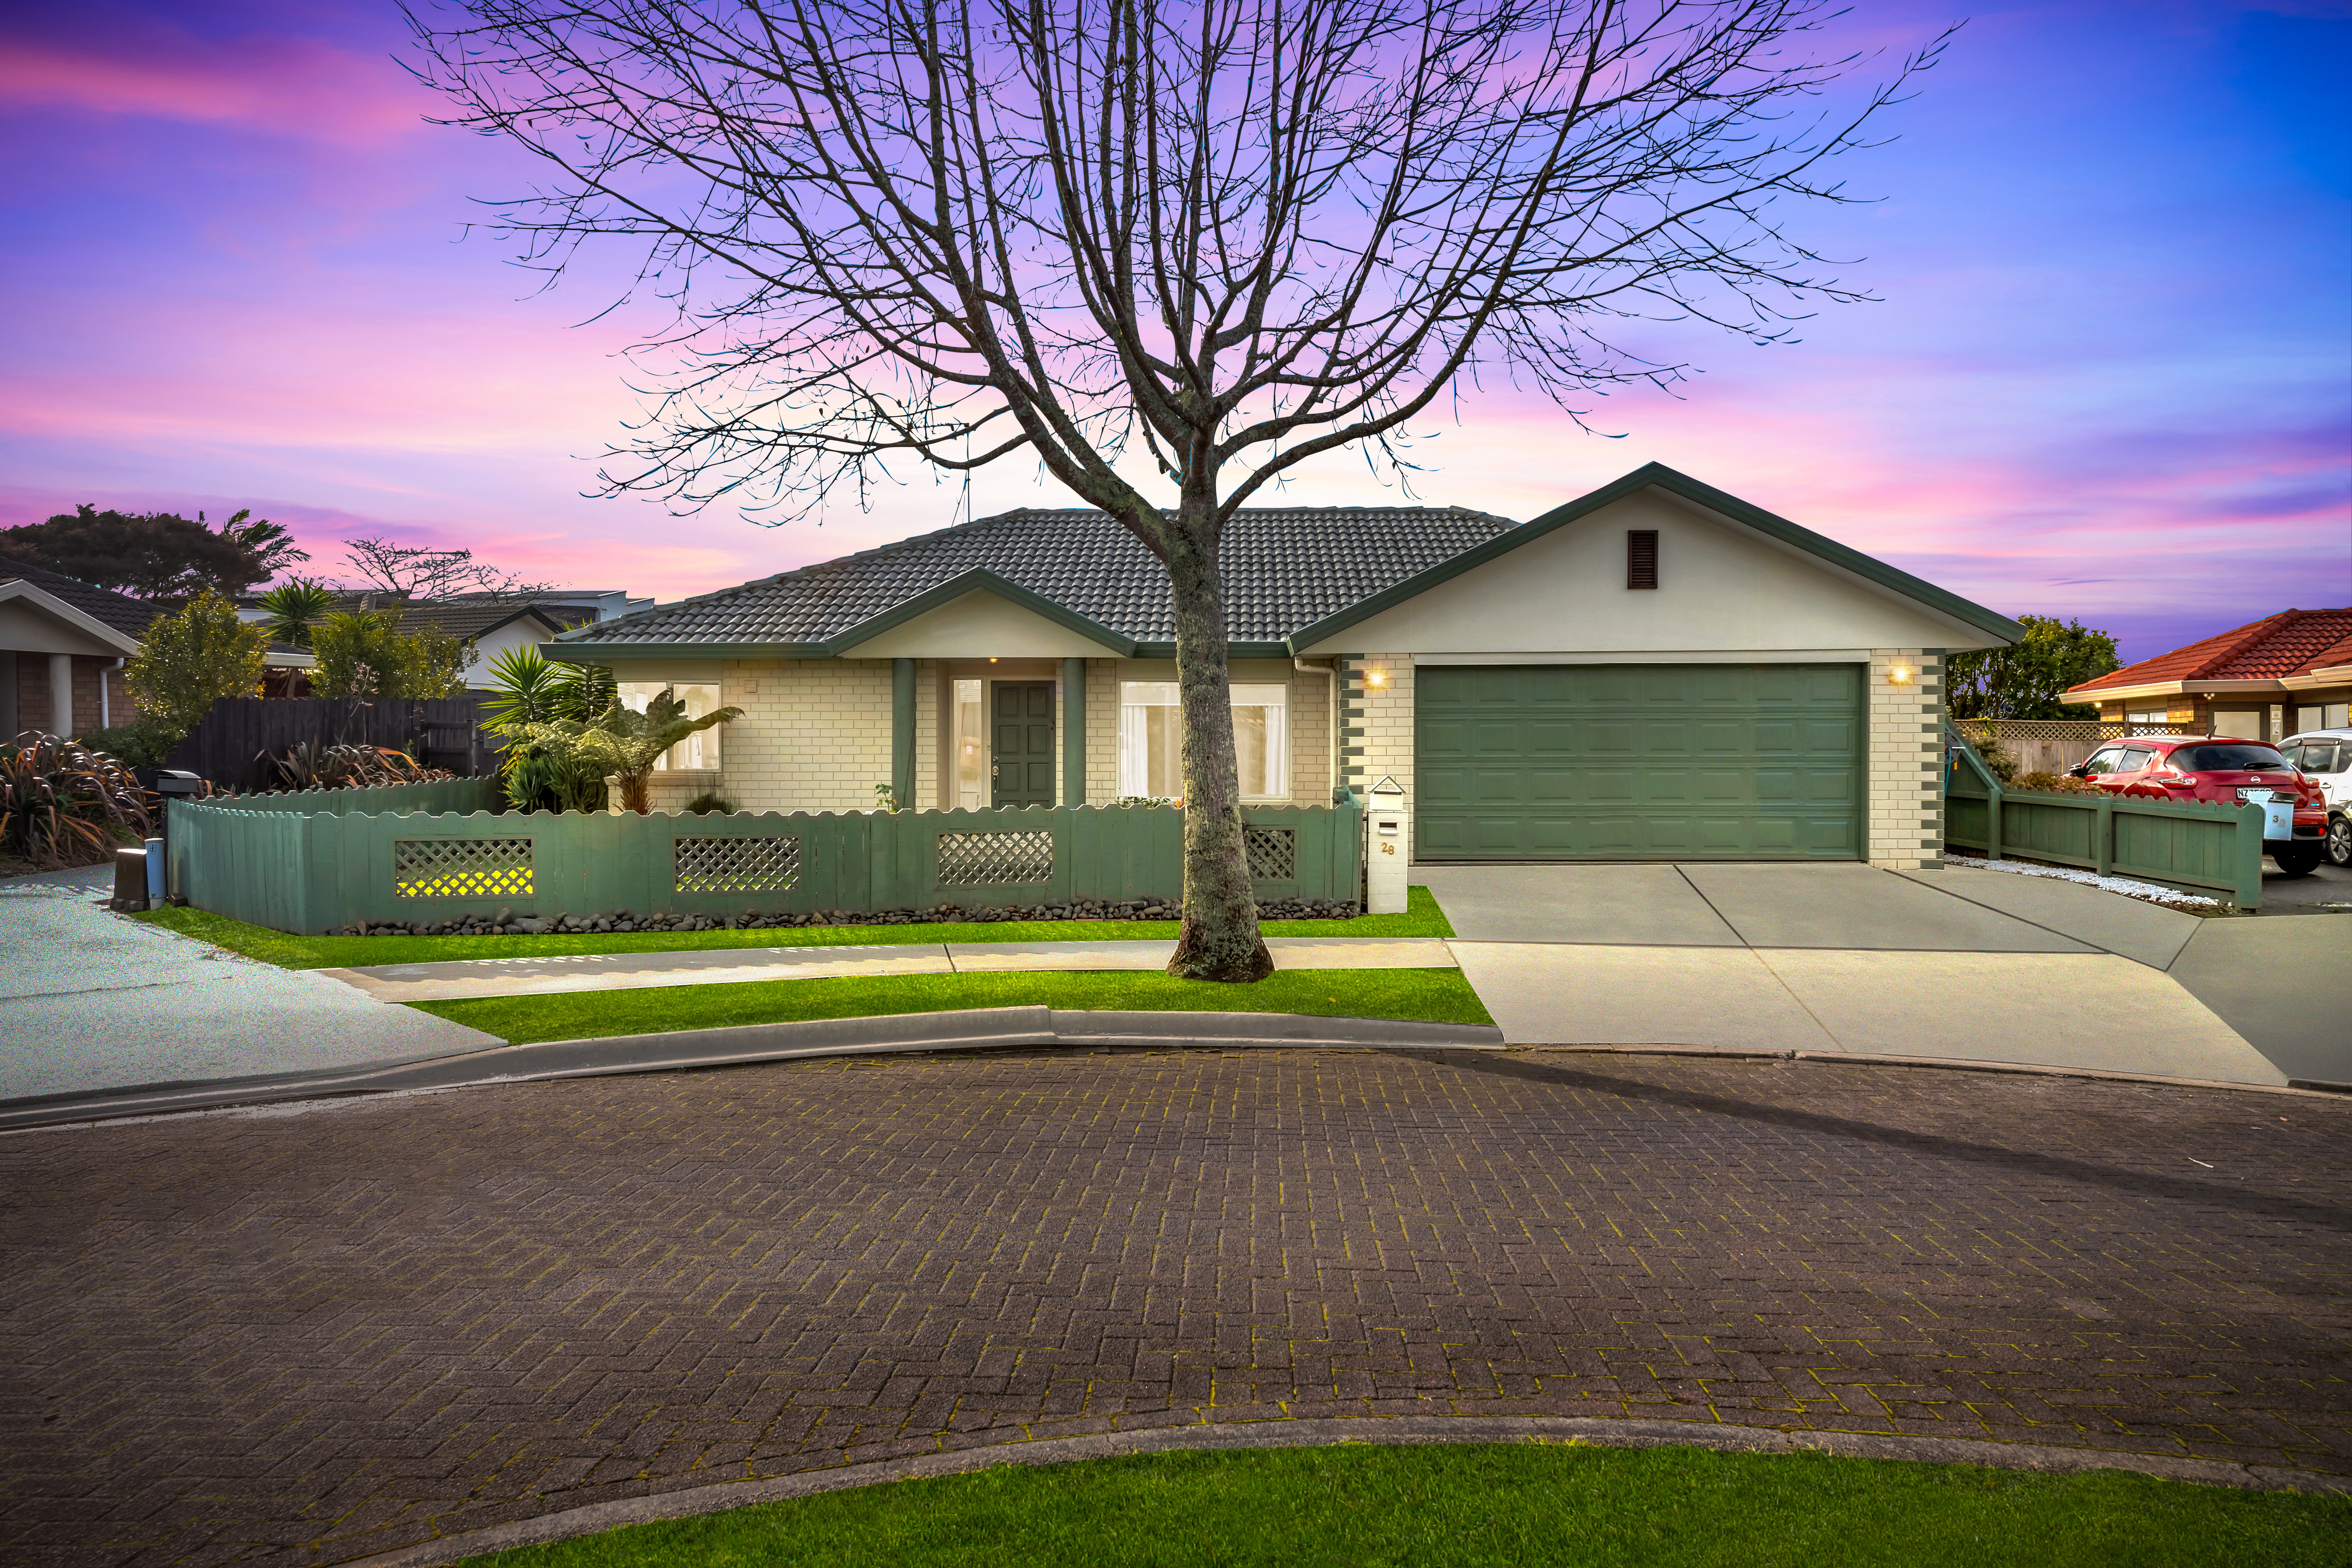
[2070,608,2352,693]
[566,506,1520,649]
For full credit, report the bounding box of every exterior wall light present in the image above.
[1364,669,1389,689]
[1887,664,1916,686]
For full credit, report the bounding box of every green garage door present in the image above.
[1415,664,1863,860]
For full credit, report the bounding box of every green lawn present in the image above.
[453,1443,2348,1568]
[131,884,1454,970]
[416,965,1490,1044]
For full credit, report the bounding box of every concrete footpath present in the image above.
[0,877,501,1102]
[1423,861,2347,1090]
[322,936,1457,1004]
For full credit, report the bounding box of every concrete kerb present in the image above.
[11,1021,2349,1135]
[0,1009,1508,1132]
[339,1415,2352,1568]
[1515,1042,2352,1100]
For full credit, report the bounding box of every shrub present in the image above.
[2012,770,2107,796]
[1959,726,2020,784]
[0,732,156,867]
[259,741,455,793]
[123,590,268,739]
[77,714,183,769]
[684,790,738,815]
[310,610,469,699]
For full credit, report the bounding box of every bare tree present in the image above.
[407,0,1947,980]
[341,537,554,602]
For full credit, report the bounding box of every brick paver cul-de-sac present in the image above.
[2,1049,2347,1566]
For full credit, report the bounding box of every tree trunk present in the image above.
[1162,512,1273,983]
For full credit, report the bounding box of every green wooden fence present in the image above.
[166,786,1364,935]
[1944,745,2265,906]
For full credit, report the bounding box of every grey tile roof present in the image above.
[566,506,1519,649]
[394,602,585,641]
[0,554,167,638]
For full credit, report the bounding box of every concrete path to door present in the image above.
[1422,861,2348,1089]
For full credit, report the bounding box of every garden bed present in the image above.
[131,884,1457,969]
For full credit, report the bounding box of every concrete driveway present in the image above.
[0,876,501,1104]
[1422,862,2347,1088]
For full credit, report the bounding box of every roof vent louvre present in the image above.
[1627,530,1659,591]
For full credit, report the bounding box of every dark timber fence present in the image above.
[163,697,493,792]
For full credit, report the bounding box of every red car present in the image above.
[2068,735,2328,876]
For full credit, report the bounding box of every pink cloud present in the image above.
[0,25,426,145]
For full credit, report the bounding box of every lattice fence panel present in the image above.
[674,836,802,894]
[936,830,1054,887]
[394,838,533,900]
[1245,825,1298,881]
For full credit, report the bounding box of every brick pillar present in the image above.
[1865,649,1944,869]
[48,653,72,738]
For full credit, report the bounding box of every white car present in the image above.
[2280,728,2352,867]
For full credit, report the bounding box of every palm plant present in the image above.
[481,647,619,811]
[509,688,743,815]
[255,579,337,651]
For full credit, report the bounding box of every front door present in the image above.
[991,681,1056,808]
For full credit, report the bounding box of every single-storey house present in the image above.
[0,554,161,737]
[2063,609,2352,744]
[548,463,2021,870]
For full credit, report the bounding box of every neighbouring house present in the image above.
[2063,609,2352,744]
[391,602,594,690]
[235,591,600,691]
[546,463,2021,869]
[0,554,160,737]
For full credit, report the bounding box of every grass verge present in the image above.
[452,1443,2349,1568]
[130,884,1454,970]
[414,966,1491,1044]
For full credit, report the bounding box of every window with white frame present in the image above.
[1119,681,1287,800]
[951,678,986,809]
[2125,708,2169,726]
[616,680,724,770]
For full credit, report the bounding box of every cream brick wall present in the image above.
[1086,659,1121,802]
[709,658,894,813]
[1344,653,1415,798]
[1865,648,1944,869]
[1083,658,1330,805]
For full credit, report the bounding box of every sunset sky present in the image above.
[3,0,2344,661]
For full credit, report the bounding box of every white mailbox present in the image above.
[1366,774,1407,915]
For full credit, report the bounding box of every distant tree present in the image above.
[123,592,270,738]
[0,506,272,599]
[1947,615,2122,721]
[208,508,311,580]
[340,536,552,601]
[310,610,472,700]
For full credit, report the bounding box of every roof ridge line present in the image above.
[2181,609,2305,680]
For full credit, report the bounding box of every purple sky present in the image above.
[3,1,2344,662]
